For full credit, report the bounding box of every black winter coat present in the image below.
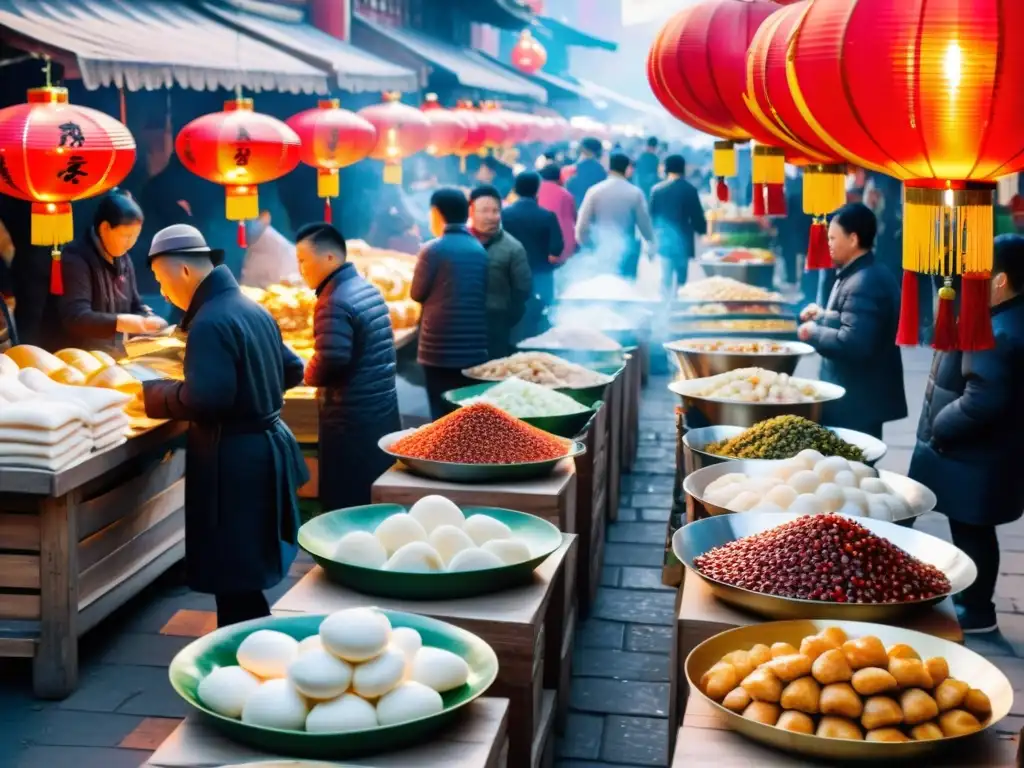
[501,198,564,303]
[805,252,908,431]
[909,295,1024,526]
[411,224,489,370]
[649,177,707,263]
[143,266,308,594]
[305,263,402,511]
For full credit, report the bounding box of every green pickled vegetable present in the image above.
[706,415,865,461]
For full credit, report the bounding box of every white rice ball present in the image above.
[789,493,825,517]
[706,482,751,507]
[850,461,876,482]
[374,513,428,556]
[746,476,782,494]
[482,538,532,564]
[728,490,763,512]
[814,456,851,482]
[860,477,893,495]
[814,482,846,513]
[306,693,378,733]
[288,648,353,701]
[833,470,858,488]
[198,666,261,718]
[298,635,324,656]
[352,646,407,699]
[428,524,476,565]
[866,497,892,521]
[237,630,300,680]
[748,502,786,515]
[788,470,821,495]
[841,487,869,513]
[320,608,391,663]
[241,678,308,730]
[881,494,910,521]
[794,449,825,470]
[706,473,749,493]
[376,681,443,726]
[390,627,423,662]
[384,541,445,573]
[764,484,799,510]
[410,647,470,692]
[771,460,804,482]
[836,501,866,519]
[332,531,388,568]
[408,495,465,534]
[447,547,505,572]
[462,515,513,546]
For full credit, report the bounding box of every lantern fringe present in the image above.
[30,203,73,248]
[712,141,736,179]
[49,249,63,296]
[766,183,786,217]
[317,170,340,198]
[895,271,919,346]
[752,183,766,217]
[806,220,831,271]
[932,280,957,352]
[751,145,785,185]
[716,178,729,203]
[236,222,247,250]
[383,162,403,185]
[225,189,259,222]
[959,273,995,352]
[324,198,332,224]
[802,165,846,216]
[903,185,993,275]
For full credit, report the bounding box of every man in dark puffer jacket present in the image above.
[297,223,401,511]
[412,188,489,420]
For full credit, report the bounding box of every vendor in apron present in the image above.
[142,224,309,627]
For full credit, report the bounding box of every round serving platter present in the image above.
[682,425,887,471]
[668,375,845,428]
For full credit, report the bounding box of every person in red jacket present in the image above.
[537,164,577,264]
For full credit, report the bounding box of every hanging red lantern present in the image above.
[473,103,509,151]
[789,0,1024,351]
[0,84,135,294]
[420,94,469,158]
[489,106,528,146]
[286,99,377,224]
[454,101,488,167]
[358,92,430,186]
[511,29,547,75]
[176,97,300,248]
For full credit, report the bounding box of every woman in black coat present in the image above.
[909,235,1024,634]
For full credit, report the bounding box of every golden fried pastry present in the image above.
[925,657,950,687]
[910,722,944,741]
[747,643,772,668]
[816,716,863,741]
[700,662,739,701]
[900,689,939,725]
[842,636,889,670]
[780,677,821,714]
[820,683,863,719]
[812,648,854,685]
[888,657,934,689]
[767,654,814,682]
[861,696,903,730]
[770,642,799,659]
[963,689,992,718]
[722,687,751,713]
[741,667,783,703]
[776,710,815,734]
[851,667,898,696]
[886,643,920,660]
[866,727,910,743]
[821,627,848,647]
[934,678,969,712]
[742,701,781,725]
[938,709,982,737]
[800,634,839,661]
[721,650,755,680]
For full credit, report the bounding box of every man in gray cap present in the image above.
[142,224,309,627]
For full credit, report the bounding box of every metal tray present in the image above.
[669,374,844,427]
[664,338,814,379]
[682,425,887,471]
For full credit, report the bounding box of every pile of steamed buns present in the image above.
[198,608,469,732]
[333,495,533,572]
[704,450,912,521]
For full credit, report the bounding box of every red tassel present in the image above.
[765,183,786,216]
[932,282,958,351]
[805,221,831,270]
[958,273,995,351]
[49,249,64,296]
[237,221,247,249]
[895,270,920,346]
[324,198,333,224]
[716,177,729,202]
[752,182,766,216]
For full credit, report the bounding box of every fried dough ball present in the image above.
[842,636,888,670]
[742,701,781,725]
[886,643,920,660]
[780,676,821,714]
[741,667,783,703]
[821,627,848,647]
[866,727,910,743]
[700,662,740,701]
[722,687,751,713]
[812,648,854,685]
[888,657,934,689]
[910,722,945,741]
[776,710,815,734]
[720,650,755,680]
[934,678,969,712]
[925,657,950,687]
[851,667,898,696]
[900,689,940,726]
[820,683,863,719]
[747,643,772,668]
[770,642,799,659]
[816,716,863,741]
[861,696,903,730]
[938,709,983,737]
[800,634,839,661]
[964,689,992,718]
[767,654,814,683]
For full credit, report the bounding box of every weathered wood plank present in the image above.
[0,513,40,551]
[0,593,40,620]
[33,491,79,698]
[78,450,185,540]
[0,636,35,657]
[0,554,40,589]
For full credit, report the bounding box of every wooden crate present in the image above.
[273,535,575,767]
[532,690,557,768]
[282,391,318,444]
[0,422,187,699]
[544,535,577,700]
[143,698,509,767]
[620,352,642,475]
[372,463,577,534]
[605,369,623,521]
[573,405,608,616]
[554,603,577,734]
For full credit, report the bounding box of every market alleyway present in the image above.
[2,348,1024,767]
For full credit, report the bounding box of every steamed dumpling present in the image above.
[850,461,876,482]
[241,678,308,730]
[836,501,865,518]
[410,647,470,692]
[462,515,512,546]
[374,513,428,556]
[237,630,300,679]
[794,449,825,469]
[447,547,505,572]
[789,494,824,516]
[841,487,868,512]
[376,681,444,726]
[729,491,763,512]
[765,484,799,510]
[833,470,858,489]
[707,483,750,507]
[320,608,391,662]
[428,524,476,564]
[706,473,749,493]
[788,470,821,495]
[288,648,353,700]
[814,456,851,482]
[198,666,261,718]
[385,541,444,573]
[298,635,324,656]
[482,538,532,564]
[815,482,846,513]
[352,646,407,699]
[408,495,465,534]
[746,476,783,494]
[306,693,378,733]
[861,478,894,495]
[771,460,804,482]
[749,502,786,515]
[390,627,423,662]
[333,531,388,568]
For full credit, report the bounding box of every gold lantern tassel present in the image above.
[751,145,786,216]
[30,202,74,248]
[383,127,402,185]
[318,169,339,223]
[801,164,847,217]
[712,140,736,202]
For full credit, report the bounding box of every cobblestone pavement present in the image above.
[2,348,1023,767]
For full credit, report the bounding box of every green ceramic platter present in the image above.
[378,429,587,483]
[442,381,600,438]
[299,504,564,599]
[515,344,630,368]
[168,610,499,759]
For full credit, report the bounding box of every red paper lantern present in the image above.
[454,101,488,160]
[286,99,377,224]
[489,106,528,146]
[0,86,135,294]
[176,97,300,247]
[358,92,430,185]
[420,94,469,158]
[789,0,1024,350]
[473,104,509,150]
[511,30,547,75]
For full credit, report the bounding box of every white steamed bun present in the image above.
[764,484,799,510]
[306,693,378,733]
[833,470,858,488]
[482,538,532,564]
[447,547,505,572]
[814,482,846,513]
[705,473,748,493]
[288,648,353,700]
[749,502,786,515]
[333,531,388,568]
[771,460,804,482]
[788,470,821,495]
[841,487,868,513]
[298,635,324,655]
[376,681,443,726]
[352,646,407,699]
[410,647,470,692]
[866,497,892,520]
[390,627,423,662]
[850,461,876,481]
[428,524,476,564]
[385,541,444,573]
[794,449,825,469]
[814,456,850,482]
[237,630,299,679]
[728,490,762,512]
[320,608,391,662]
[408,495,465,533]
[241,678,307,730]
[706,484,748,507]
[198,665,261,718]
[789,494,824,516]
[860,477,893,495]
[836,501,865,519]
[462,515,512,546]
[374,513,427,556]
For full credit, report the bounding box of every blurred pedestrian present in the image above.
[412,188,489,419]
[634,136,662,198]
[909,235,1024,634]
[476,155,514,200]
[566,137,608,208]
[649,154,706,297]
[537,164,577,264]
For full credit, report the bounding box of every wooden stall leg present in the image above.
[33,492,80,699]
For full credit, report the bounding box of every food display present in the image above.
[460,378,589,418]
[680,303,783,316]
[677,276,784,303]
[707,416,865,462]
[699,247,774,264]
[388,404,570,465]
[698,624,995,743]
[550,307,638,331]
[678,319,797,333]
[519,327,621,351]
[675,340,791,355]
[559,274,658,302]
[700,452,912,520]
[694,514,951,604]
[4,345,142,395]
[703,214,775,249]
[691,369,823,404]
[465,352,612,389]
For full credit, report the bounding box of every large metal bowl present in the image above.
[673,511,976,621]
[698,260,776,289]
[685,619,1011,761]
[668,374,843,427]
[664,338,814,379]
[683,424,887,472]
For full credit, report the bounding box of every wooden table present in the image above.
[0,421,187,699]
[574,404,608,617]
[144,698,510,768]
[272,536,575,768]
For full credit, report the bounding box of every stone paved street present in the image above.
[2,348,1023,767]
